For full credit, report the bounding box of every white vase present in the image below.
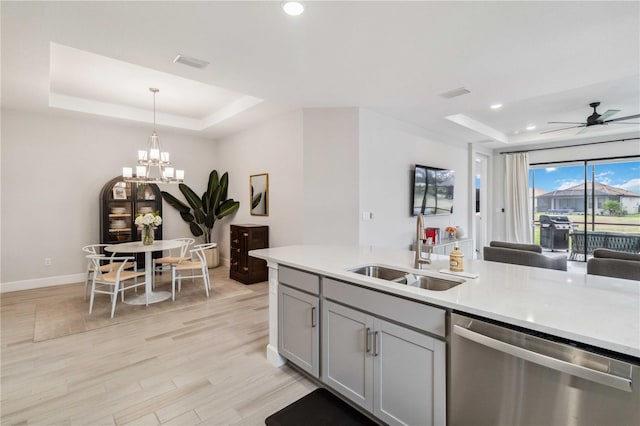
[455,226,464,238]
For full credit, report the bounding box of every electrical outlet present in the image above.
[44,257,52,266]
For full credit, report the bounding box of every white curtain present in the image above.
[505,152,532,243]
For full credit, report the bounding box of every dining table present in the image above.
[105,239,185,305]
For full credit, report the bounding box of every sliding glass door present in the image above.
[530,157,640,261]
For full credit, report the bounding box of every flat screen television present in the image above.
[412,164,455,216]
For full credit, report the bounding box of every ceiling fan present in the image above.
[541,102,640,134]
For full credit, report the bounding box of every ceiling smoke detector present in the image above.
[439,87,470,99]
[173,54,209,69]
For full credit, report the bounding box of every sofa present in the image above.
[586,249,640,281]
[483,241,568,271]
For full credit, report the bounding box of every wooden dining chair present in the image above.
[152,238,195,288]
[82,244,137,300]
[86,254,147,318]
[170,243,215,300]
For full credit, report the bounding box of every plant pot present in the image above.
[204,246,220,268]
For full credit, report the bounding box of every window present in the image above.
[530,157,640,261]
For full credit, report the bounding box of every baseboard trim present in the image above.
[266,343,286,367]
[1,273,85,293]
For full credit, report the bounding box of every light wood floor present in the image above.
[1,274,316,425]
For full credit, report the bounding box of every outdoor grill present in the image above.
[539,215,572,251]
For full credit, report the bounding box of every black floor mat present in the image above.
[265,388,378,426]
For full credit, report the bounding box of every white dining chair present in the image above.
[152,238,194,289]
[170,243,215,300]
[86,254,147,318]
[82,244,137,300]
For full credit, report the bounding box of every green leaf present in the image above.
[179,184,202,210]
[160,191,190,213]
[207,170,219,203]
[189,222,204,237]
[252,192,262,209]
[179,211,195,223]
[211,186,222,214]
[220,172,229,201]
[217,199,240,219]
[202,191,211,215]
[204,213,216,229]
[194,209,206,224]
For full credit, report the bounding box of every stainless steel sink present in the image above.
[347,265,407,281]
[347,264,464,291]
[398,274,463,291]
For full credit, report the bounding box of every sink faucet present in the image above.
[415,214,432,269]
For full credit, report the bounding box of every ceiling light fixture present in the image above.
[122,88,184,184]
[526,125,536,131]
[282,1,304,16]
[490,103,503,109]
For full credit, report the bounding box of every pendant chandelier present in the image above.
[122,88,184,184]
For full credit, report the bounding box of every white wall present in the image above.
[215,110,305,262]
[2,106,475,290]
[490,138,640,241]
[359,109,470,250]
[0,109,216,288]
[302,108,360,245]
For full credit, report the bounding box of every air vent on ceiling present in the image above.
[439,87,471,99]
[173,54,209,69]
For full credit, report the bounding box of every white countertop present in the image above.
[250,245,640,358]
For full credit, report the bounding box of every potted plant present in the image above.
[161,170,240,267]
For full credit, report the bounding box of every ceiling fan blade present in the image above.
[540,125,586,134]
[605,113,640,123]
[548,121,586,124]
[608,121,640,124]
[576,126,589,135]
[598,109,621,121]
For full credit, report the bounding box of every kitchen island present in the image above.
[252,244,639,357]
[250,244,639,425]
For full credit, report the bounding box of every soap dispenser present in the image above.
[450,246,464,272]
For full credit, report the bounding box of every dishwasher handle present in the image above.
[453,324,632,392]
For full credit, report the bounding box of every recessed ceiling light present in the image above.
[514,130,520,134]
[490,103,503,110]
[526,125,536,131]
[282,1,304,16]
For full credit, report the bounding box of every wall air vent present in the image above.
[173,54,209,69]
[439,87,471,99]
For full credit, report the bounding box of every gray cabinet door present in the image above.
[278,285,319,377]
[322,300,374,411]
[373,318,446,426]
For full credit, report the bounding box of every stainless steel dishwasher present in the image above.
[449,313,639,426]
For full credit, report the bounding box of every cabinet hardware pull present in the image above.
[373,331,379,356]
[232,239,239,244]
[243,267,249,271]
[365,328,371,352]
[311,307,316,327]
[243,233,249,237]
[231,262,238,266]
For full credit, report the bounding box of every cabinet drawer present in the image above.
[323,278,446,338]
[279,266,320,295]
